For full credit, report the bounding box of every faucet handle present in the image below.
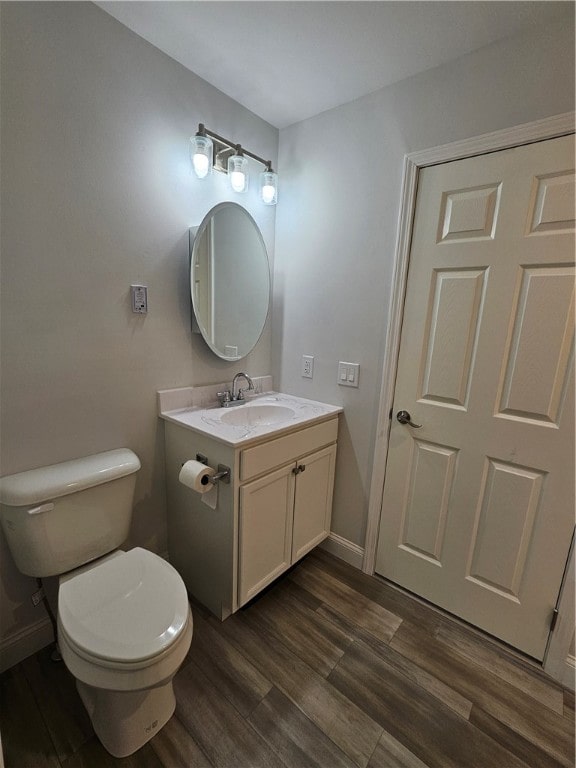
[217,391,231,406]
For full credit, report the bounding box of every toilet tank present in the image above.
[0,448,141,577]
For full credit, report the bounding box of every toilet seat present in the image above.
[59,547,190,666]
[58,607,193,692]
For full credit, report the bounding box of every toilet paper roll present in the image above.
[179,460,216,494]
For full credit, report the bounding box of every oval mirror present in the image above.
[190,203,270,360]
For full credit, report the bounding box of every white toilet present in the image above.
[0,448,193,758]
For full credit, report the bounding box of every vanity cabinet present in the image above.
[163,414,338,620]
[239,442,337,606]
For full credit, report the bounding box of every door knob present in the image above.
[396,410,422,428]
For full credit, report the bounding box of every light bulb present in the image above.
[228,152,248,193]
[262,184,275,203]
[190,133,213,179]
[230,170,247,192]
[260,170,278,205]
[193,153,210,179]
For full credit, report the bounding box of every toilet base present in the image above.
[76,679,176,758]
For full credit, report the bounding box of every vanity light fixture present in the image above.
[191,123,278,205]
[260,169,278,206]
[228,145,249,194]
[190,131,213,179]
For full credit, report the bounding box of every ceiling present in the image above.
[96,1,573,129]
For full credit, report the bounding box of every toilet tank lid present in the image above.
[0,449,141,506]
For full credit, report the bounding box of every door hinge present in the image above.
[550,607,559,632]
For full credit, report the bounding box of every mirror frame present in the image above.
[189,202,271,361]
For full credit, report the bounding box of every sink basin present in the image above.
[219,404,295,427]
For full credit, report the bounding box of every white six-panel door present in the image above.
[375,135,575,660]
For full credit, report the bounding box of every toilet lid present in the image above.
[59,548,190,663]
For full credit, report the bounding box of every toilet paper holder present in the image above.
[210,464,230,485]
[194,454,230,485]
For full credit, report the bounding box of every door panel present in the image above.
[419,268,487,408]
[400,439,457,565]
[292,444,336,562]
[527,171,575,234]
[239,464,295,606]
[467,458,544,599]
[437,183,501,242]
[496,265,575,424]
[376,134,575,659]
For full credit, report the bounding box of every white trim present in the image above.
[407,111,575,167]
[320,532,364,570]
[0,617,53,672]
[363,154,419,574]
[363,110,575,576]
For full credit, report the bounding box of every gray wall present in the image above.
[0,2,277,643]
[273,18,575,549]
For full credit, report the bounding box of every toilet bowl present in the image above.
[0,448,193,758]
[57,548,192,757]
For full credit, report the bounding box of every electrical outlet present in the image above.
[302,355,314,379]
[131,284,148,314]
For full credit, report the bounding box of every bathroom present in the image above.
[0,1,574,766]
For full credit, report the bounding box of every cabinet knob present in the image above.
[298,464,306,473]
[292,464,306,475]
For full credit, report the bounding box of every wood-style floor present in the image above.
[1,549,574,768]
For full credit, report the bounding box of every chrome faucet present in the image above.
[217,372,255,407]
[232,372,254,400]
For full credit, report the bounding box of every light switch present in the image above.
[338,361,359,388]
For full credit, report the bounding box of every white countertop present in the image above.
[159,392,342,447]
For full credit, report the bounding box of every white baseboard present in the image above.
[0,617,53,673]
[319,532,365,570]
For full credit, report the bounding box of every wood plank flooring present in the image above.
[1,549,574,768]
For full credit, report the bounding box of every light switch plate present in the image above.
[338,361,360,387]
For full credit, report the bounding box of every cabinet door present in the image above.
[238,463,295,607]
[292,444,337,563]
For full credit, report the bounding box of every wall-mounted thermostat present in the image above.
[131,285,148,314]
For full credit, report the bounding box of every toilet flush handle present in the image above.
[27,503,54,516]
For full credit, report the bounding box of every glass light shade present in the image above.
[228,154,249,193]
[260,170,278,205]
[191,134,213,179]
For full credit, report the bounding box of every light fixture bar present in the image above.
[197,124,274,172]
[193,123,278,203]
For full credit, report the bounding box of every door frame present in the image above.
[544,533,575,687]
[363,111,575,682]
